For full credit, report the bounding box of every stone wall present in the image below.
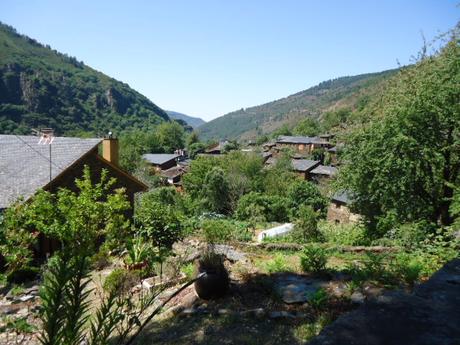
[327,202,360,224]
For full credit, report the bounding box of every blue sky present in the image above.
[0,1,458,121]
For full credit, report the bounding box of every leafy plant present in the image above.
[292,205,322,243]
[103,268,141,295]
[181,263,195,280]
[1,316,36,333]
[264,253,290,274]
[308,288,329,310]
[124,237,156,269]
[300,245,328,273]
[318,221,367,246]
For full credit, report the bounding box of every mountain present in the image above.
[166,110,206,128]
[198,69,398,141]
[0,22,170,136]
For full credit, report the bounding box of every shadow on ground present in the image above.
[132,272,354,345]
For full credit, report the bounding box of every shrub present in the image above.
[235,192,289,223]
[300,245,328,273]
[318,221,367,246]
[181,263,195,280]
[287,180,327,218]
[201,219,253,244]
[389,221,436,249]
[91,246,112,271]
[292,205,322,243]
[103,268,141,295]
[390,253,423,286]
[264,253,290,273]
[308,288,329,310]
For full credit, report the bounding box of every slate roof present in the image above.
[332,191,353,205]
[142,153,179,165]
[276,135,314,144]
[291,159,320,172]
[276,135,330,146]
[161,166,187,179]
[205,140,229,153]
[0,135,101,209]
[310,165,338,176]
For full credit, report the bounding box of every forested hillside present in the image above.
[166,110,206,128]
[0,22,169,136]
[199,69,398,141]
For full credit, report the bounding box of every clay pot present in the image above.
[194,260,229,300]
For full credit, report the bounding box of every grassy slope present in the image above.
[199,69,398,141]
[0,22,169,135]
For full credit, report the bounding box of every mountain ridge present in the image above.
[198,69,399,141]
[166,110,206,128]
[0,22,170,136]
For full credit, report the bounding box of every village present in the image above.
[0,122,458,345]
[0,4,459,344]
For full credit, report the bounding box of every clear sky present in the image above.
[0,1,458,121]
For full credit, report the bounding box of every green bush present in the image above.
[292,205,322,243]
[91,246,112,271]
[264,253,290,273]
[300,245,328,273]
[318,221,367,246]
[181,263,195,280]
[103,268,140,294]
[201,219,253,244]
[235,192,289,223]
[390,253,423,286]
[390,221,436,249]
[287,180,327,218]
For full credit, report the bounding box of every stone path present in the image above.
[308,259,460,345]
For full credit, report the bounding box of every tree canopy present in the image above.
[338,37,460,233]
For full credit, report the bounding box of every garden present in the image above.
[0,156,458,344]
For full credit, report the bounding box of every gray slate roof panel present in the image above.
[142,153,179,165]
[0,135,101,209]
[310,165,338,176]
[332,191,354,205]
[291,159,320,172]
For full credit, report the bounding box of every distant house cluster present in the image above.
[142,152,190,188]
[262,134,340,183]
[261,134,358,224]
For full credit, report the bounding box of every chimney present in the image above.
[102,135,119,166]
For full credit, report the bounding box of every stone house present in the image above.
[291,159,320,179]
[309,165,338,183]
[327,191,361,224]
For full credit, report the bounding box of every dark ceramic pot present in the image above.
[194,263,229,300]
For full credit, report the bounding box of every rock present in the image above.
[181,308,197,315]
[217,308,232,315]
[0,304,21,315]
[274,274,327,304]
[363,286,384,300]
[350,291,365,304]
[19,295,35,302]
[142,280,153,290]
[309,259,460,345]
[269,311,297,319]
[23,285,40,296]
[213,244,247,262]
[180,290,199,308]
[240,308,266,318]
[330,283,348,298]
